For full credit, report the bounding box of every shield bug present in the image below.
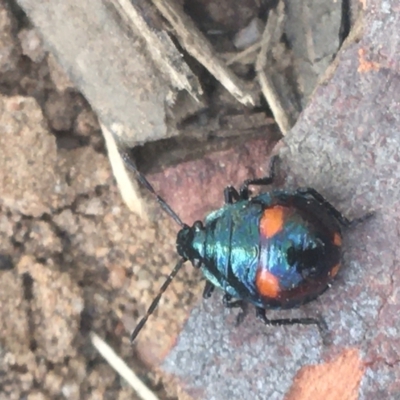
[122,152,372,343]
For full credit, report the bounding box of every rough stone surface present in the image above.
[162,1,400,399]
[0,0,21,79]
[0,96,58,217]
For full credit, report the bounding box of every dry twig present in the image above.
[90,332,160,400]
[256,1,292,133]
[110,0,202,102]
[151,0,256,107]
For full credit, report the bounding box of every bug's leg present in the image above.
[255,307,331,345]
[222,294,244,308]
[296,187,374,227]
[296,187,350,226]
[239,156,278,199]
[224,186,240,204]
[223,294,248,326]
[203,281,215,299]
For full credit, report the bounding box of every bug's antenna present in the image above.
[120,152,185,228]
[130,258,187,343]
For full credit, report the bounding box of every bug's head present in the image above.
[176,221,205,267]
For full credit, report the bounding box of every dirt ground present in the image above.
[0,3,208,399]
[0,96,207,400]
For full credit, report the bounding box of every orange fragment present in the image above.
[333,232,342,246]
[330,263,341,278]
[285,348,365,400]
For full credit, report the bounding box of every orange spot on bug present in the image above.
[333,232,342,246]
[256,269,280,298]
[330,263,341,278]
[260,206,285,238]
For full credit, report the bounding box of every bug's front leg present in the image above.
[224,186,240,204]
[222,293,244,308]
[239,156,278,197]
[202,281,215,299]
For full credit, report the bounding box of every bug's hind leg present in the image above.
[255,307,332,345]
[239,156,278,200]
[296,187,374,227]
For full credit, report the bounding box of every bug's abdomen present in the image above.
[254,203,342,309]
[200,192,343,309]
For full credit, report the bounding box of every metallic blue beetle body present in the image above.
[124,152,371,343]
[177,190,342,310]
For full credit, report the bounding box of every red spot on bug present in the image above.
[260,206,285,238]
[333,232,342,246]
[330,263,341,278]
[256,268,280,298]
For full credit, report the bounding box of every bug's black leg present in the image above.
[239,156,278,199]
[296,187,351,226]
[225,156,278,202]
[203,281,215,299]
[222,294,244,308]
[224,186,240,204]
[255,307,331,345]
[296,187,374,228]
[223,294,248,327]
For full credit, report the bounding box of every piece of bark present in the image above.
[151,0,256,107]
[16,0,204,146]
